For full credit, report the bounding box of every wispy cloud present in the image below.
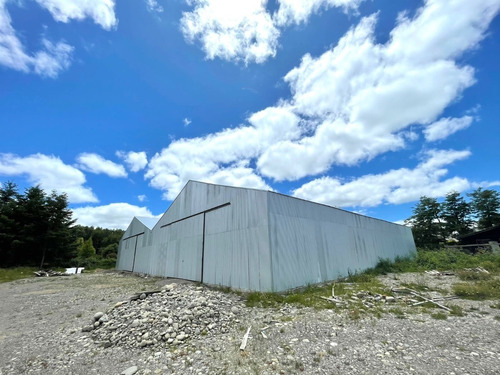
[423,116,474,142]
[145,0,164,13]
[0,0,116,77]
[183,118,192,127]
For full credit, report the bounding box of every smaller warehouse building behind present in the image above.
[117,181,416,291]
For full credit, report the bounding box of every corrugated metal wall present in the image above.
[268,193,416,291]
[116,217,150,272]
[121,181,273,290]
[116,181,416,292]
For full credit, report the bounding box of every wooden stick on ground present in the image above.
[393,287,451,311]
[412,296,458,306]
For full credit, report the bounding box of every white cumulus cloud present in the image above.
[145,106,299,199]
[257,0,499,180]
[148,0,499,204]
[274,0,364,26]
[423,116,474,142]
[116,151,148,173]
[0,153,97,203]
[292,149,473,208]
[180,0,280,64]
[76,153,127,178]
[180,0,365,64]
[72,203,159,229]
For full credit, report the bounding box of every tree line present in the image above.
[0,182,124,268]
[406,188,500,249]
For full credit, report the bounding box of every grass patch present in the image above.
[453,279,500,300]
[369,250,500,275]
[388,307,406,319]
[430,311,448,320]
[0,267,38,283]
[449,305,465,317]
[457,270,492,281]
[243,250,500,309]
[245,276,386,309]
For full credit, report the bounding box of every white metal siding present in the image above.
[117,181,415,292]
[268,193,416,291]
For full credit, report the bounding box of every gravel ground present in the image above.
[0,271,499,375]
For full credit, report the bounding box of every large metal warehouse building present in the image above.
[116,181,416,291]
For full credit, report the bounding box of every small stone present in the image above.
[139,293,147,300]
[93,312,104,321]
[302,339,310,343]
[94,321,100,328]
[81,325,94,332]
[385,296,396,303]
[121,366,138,375]
[131,319,140,328]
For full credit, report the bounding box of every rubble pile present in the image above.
[83,283,245,349]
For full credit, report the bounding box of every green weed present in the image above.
[453,279,500,300]
[0,267,38,283]
[457,270,492,281]
[449,305,465,317]
[430,312,448,320]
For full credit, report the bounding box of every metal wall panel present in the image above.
[201,187,271,291]
[268,193,416,291]
[163,214,203,281]
[117,181,415,292]
[116,217,149,271]
[116,236,136,271]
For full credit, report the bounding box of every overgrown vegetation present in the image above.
[245,249,500,309]
[453,279,500,300]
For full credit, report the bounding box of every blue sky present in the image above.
[1,0,499,229]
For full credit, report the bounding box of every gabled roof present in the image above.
[135,216,159,230]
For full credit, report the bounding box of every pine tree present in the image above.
[406,196,443,249]
[468,188,500,229]
[440,191,472,239]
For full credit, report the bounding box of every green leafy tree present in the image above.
[406,196,443,249]
[468,188,500,229]
[440,191,472,239]
[79,237,96,259]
